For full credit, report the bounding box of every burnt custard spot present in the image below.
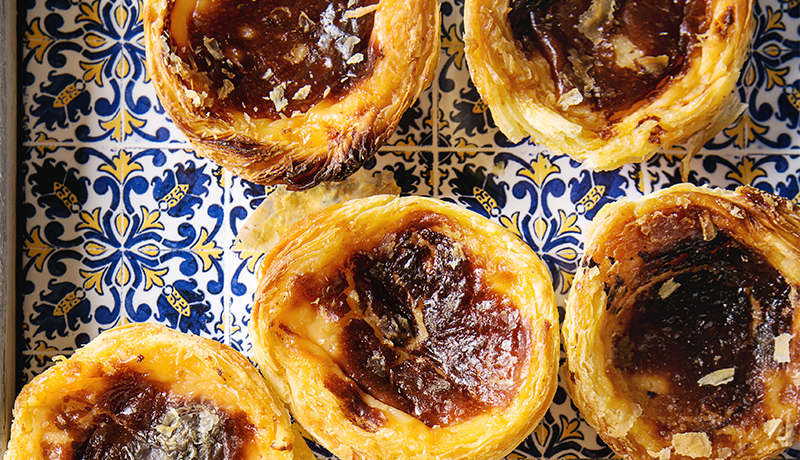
[311,216,530,428]
[47,370,253,460]
[607,217,794,434]
[167,0,377,119]
[508,0,709,112]
[324,374,387,432]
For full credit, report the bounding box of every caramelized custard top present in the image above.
[603,205,795,434]
[295,213,531,428]
[44,370,253,460]
[168,0,378,119]
[509,0,709,113]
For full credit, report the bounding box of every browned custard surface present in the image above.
[508,0,709,112]
[43,370,253,460]
[600,205,795,434]
[168,0,377,119]
[294,214,530,429]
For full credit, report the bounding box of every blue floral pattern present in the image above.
[18,0,800,457]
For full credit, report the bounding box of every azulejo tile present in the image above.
[706,0,800,151]
[509,374,614,459]
[224,257,258,355]
[22,0,86,43]
[132,148,226,251]
[436,0,490,147]
[440,0,464,32]
[386,86,436,148]
[538,155,644,298]
[648,152,800,200]
[121,253,226,343]
[22,38,98,144]
[22,246,124,353]
[23,146,120,250]
[369,149,436,195]
[22,0,149,146]
[121,149,226,340]
[226,302,254,355]
[436,27,524,150]
[225,262,257,354]
[123,10,195,147]
[437,149,517,217]
[225,175,274,354]
[438,149,641,298]
[22,237,227,353]
[643,153,691,191]
[436,34,533,150]
[23,144,228,350]
[124,66,192,146]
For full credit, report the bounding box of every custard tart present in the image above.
[250,195,559,460]
[563,184,800,460]
[5,323,312,460]
[144,0,439,189]
[464,0,753,169]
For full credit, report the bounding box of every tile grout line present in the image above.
[22,141,798,156]
[223,169,232,348]
[432,35,442,197]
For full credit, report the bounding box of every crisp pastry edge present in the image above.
[562,184,800,460]
[463,0,754,170]
[143,0,440,189]
[4,322,311,460]
[249,194,560,460]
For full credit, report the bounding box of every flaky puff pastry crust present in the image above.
[464,0,753,170]
[250,195,559,460]
[144,0,439,190]
[5,323,312,460]
[563,184,800,460]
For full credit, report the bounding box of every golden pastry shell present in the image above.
[563,184,800,460]
[250,194,560,460]
[464,0,754,170]
[144,0,440,189]
[5,322,312,460]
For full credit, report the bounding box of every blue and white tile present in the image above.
[369,149,436,196]
[387,87,435,148]
[123,71,192,146]
[226,174,269,353]
[22,37,105,145]
[509,371,614,459]
[227,290,256,355]
[706,0,800,152]
[22,0,87,44]
[438,149,640,297]
[23,145,117,249]
[648,152,800,198]
[131,147,226,251]
[436,38,518,150]
[22,247,127,353]
[120,252,226,343]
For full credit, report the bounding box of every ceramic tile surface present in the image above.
[17,0,800,457]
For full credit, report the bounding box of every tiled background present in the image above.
[17,0,800,457]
